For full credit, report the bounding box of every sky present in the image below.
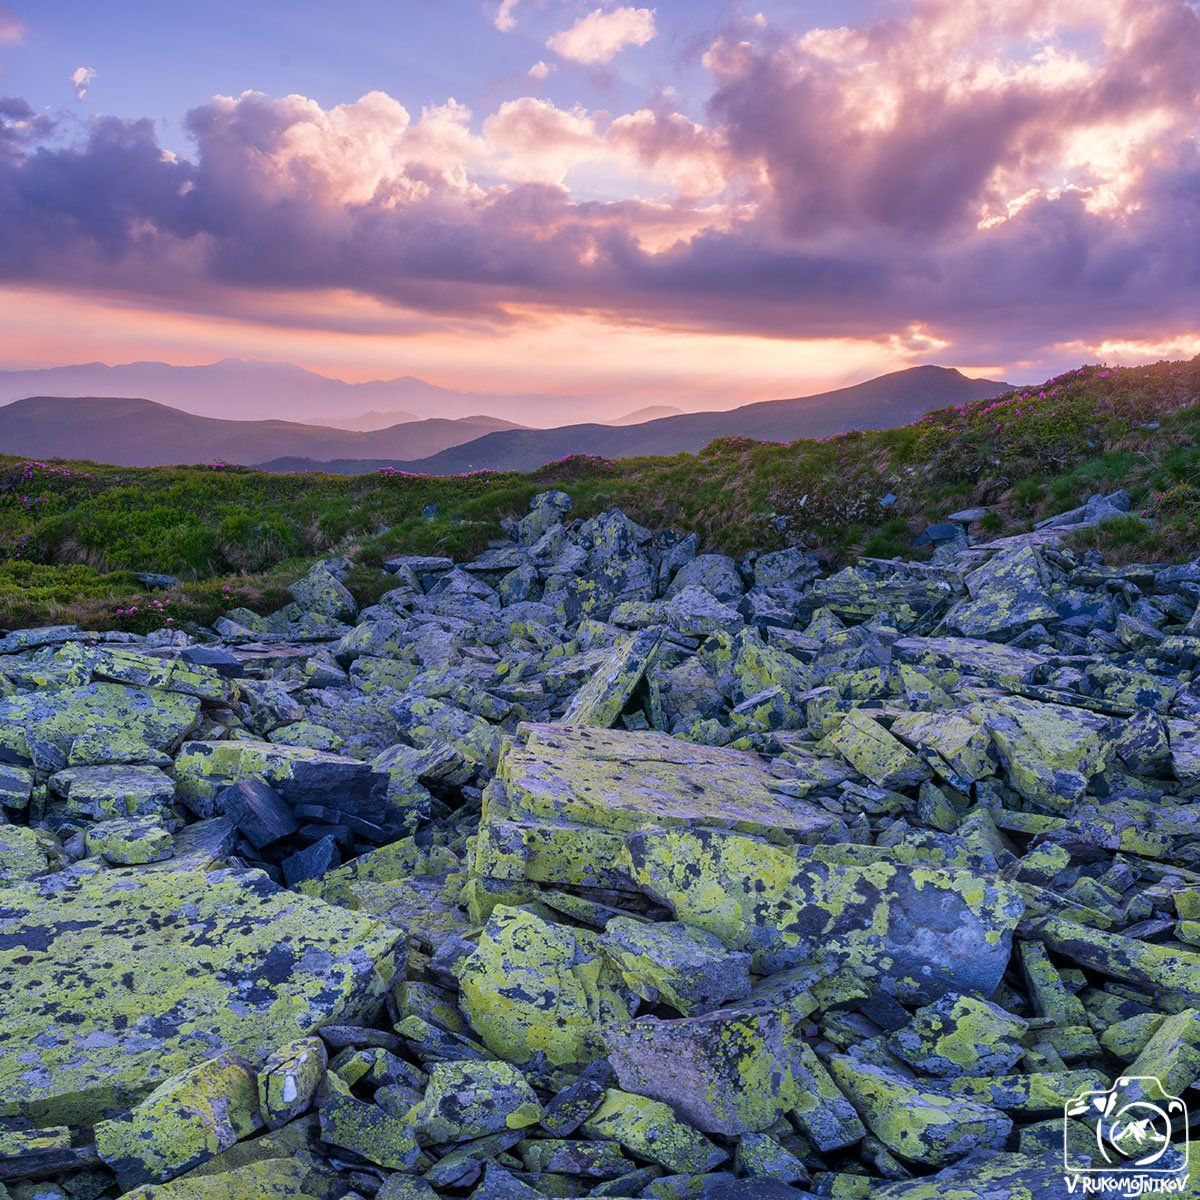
[0,0,1198,417]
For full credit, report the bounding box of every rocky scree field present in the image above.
[3,474,1200,1198]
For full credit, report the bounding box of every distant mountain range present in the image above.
[0,366,1009,472]
[312,403,685,432]
[311,409,419,431]
[606,405,684,425]
[324,365,1008,475]
[0,397,523,467]
[0,359,605,426]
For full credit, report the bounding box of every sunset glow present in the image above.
[1,0,1198,416]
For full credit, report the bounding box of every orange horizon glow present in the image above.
[0,284,971,416]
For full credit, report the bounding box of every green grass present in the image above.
[2,357,1199,630]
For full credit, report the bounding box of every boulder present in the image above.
[494,723,833,842]
[0,825,55,883]
[599,917,752,1015]
[667,555,744,604]
[627,825,1023,998]
[824,709,928,789]
[49,764,176,820]
[829,1056,1012,1167]
[0,683,201,769]
[580,1089,727,1173]
[95,1053,263,1186]
[890,994,1028,1078]
[412,1060,541,1144]
[664,585,744,637]
[84,816,174,864]
[173,740,386,819]
[257,1036,327,1128]
[456,905,630,1068]
[605,1005,798,1134]
[0,864,400,1124]
[980,695,1110,810]
[562,628,661,727]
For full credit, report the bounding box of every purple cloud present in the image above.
[0,0,1197,369]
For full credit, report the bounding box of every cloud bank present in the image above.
[0,0,1198,373]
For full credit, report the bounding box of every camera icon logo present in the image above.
[1064,1076,1189,1174]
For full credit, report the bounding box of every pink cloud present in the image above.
[71,67,96,101]
[0,7,23,46]
[547,6,656,65]
[494,0,519,33]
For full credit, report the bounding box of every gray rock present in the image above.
[667,554,744,604]
[664,585,744,637]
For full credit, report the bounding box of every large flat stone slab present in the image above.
[496,723,834,839]
[0,864,401,1125]
[474,723,835,893]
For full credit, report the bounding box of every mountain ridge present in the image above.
[0,359,603,425]
[0,396,523,467]
[256,365,1009,475]
[0,366,1009,471]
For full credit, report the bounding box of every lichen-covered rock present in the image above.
[562,628,660,727]
[604,1005,798,1134]
[0,762,34,811]
[667,554,743,603]
[0,683,200,768]
[734,1131,810,1184]
[84,815,174,864]
[889,993,1028,1078]
[317,1071,420,1170]
[48,763,175,819]
[788,1039,866,1152]
[580,1088,727,1173]
[980,695,1111,810]
[493,723,834,842]
[1122,1008,1200,1097]
[257,1036,327,1128]
[517,1136,631,1178]
[0,824,56,883]
[867,1151,1070,1197]
[1113,707,1174,776]
[888,710,993,787]
[456,905,630,1067]
[0,864,400,1123]
[663,585,744,637]
[824,709,928,789]
[94,1053,263,1186]
[412,1060,541,1144]
[1032,915,1200,1004]
[945,545,1059,639]
[119,1156,319,1200]
[627,824,1023,999]
[829,1056,1012,1167]
[289,561,357,621]
[894,634,1048,686]
[599,917,751,1015]
[85,645,234,702]
[173,739,386,818]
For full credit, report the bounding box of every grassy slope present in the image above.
[2,358,1198,632]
